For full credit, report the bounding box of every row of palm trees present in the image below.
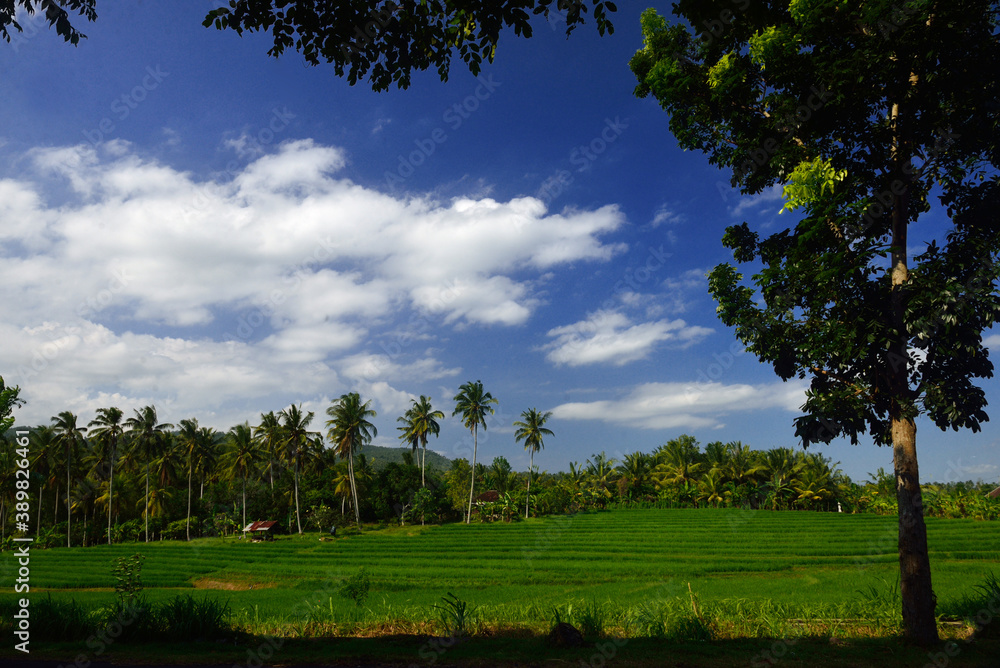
[3,379,561,542]
[552,435,849,511]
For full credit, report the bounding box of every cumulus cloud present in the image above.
[1,139,625,426]
[728,184,784,218]
[550,380,808,430]
[542,310,712,367]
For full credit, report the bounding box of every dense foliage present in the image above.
[2,416,998,551]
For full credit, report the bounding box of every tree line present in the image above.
[3,387,998,550]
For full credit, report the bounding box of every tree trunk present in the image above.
[421,440,426,488]
[107,448,114,545]
[294,452,302,534]
[526,450,533,519]
[144,463,150,543]
[242,475,247,529]
[892,416,938,644]
[348,449,361,527]
[888,97,938,644]
[187,465,193,541]
[66,445,71,549]
[466,425,478,524]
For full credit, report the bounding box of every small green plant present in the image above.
[854,576,902,627]
[434,592,475,638]
[578,600,606,641]
[112,553,145,608]
[338,567,371,607]
[963,572,1000,638]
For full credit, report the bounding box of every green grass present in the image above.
[3,509,998,633]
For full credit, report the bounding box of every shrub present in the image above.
[160,594,232,640]
[338,568,371,607]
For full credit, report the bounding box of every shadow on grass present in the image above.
[6,634,999,668]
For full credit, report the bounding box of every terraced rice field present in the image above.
[4,509,998,625]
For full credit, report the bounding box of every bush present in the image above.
[160,594,232,640]
[338,568,371,607]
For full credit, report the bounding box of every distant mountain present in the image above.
[355,444,452,471]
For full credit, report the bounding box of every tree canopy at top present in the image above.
[202,0,616,90]
[0,0,96,45]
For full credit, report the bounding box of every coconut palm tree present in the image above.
[253,411,283,490]
[721,441,764,487]
[195,427,222,499]
[176,418,201,541]
[618,451,653,501]
[326,393,377,527]
[51,411,87,548]
[397,396,444,488]
[453,380,498,524]
[652,444,704,489]
[698,469,726,507]
[124,405,173,542]
[513,408,553,519]
[584,451,618,499]
[88,407,124,544]
[221,422,262,529]
[29,425,58,532]
[278,404,319,534]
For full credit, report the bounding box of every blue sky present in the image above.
[1,2,997,485]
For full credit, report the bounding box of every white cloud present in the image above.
[1,139,625,427]
[542,310,712,367]
[551,380,808,430]
[729,184,784,218]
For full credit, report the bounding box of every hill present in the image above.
[356,444,452,471]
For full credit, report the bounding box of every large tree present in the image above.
[124,405,173,543]
[203,0,615,91]
[326,392,377,527]
[513,408,553,519]
[278,404,318,534]
[87,406,123,545]
[397,395,444,488]
[51,410,86,548]
[630,0,1000,644]
[453,380,497,524]
[222,422,262,530]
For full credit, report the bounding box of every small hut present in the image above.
[243,520,281,540]
[987,486,1000,499]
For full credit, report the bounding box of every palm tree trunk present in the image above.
[526,449,533,519]
[421,439,426,488]
[107,448,115,545]
[241,475,247,529]
[293,449,302,534]
[66,444,71,549]
[348,450,360,527]
[53,483,58,525]
[466,425,478,524]
[144,462,150,543]
[186,465,193,541]
[36,482,42,534]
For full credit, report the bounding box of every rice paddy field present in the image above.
[4,508,999,637]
